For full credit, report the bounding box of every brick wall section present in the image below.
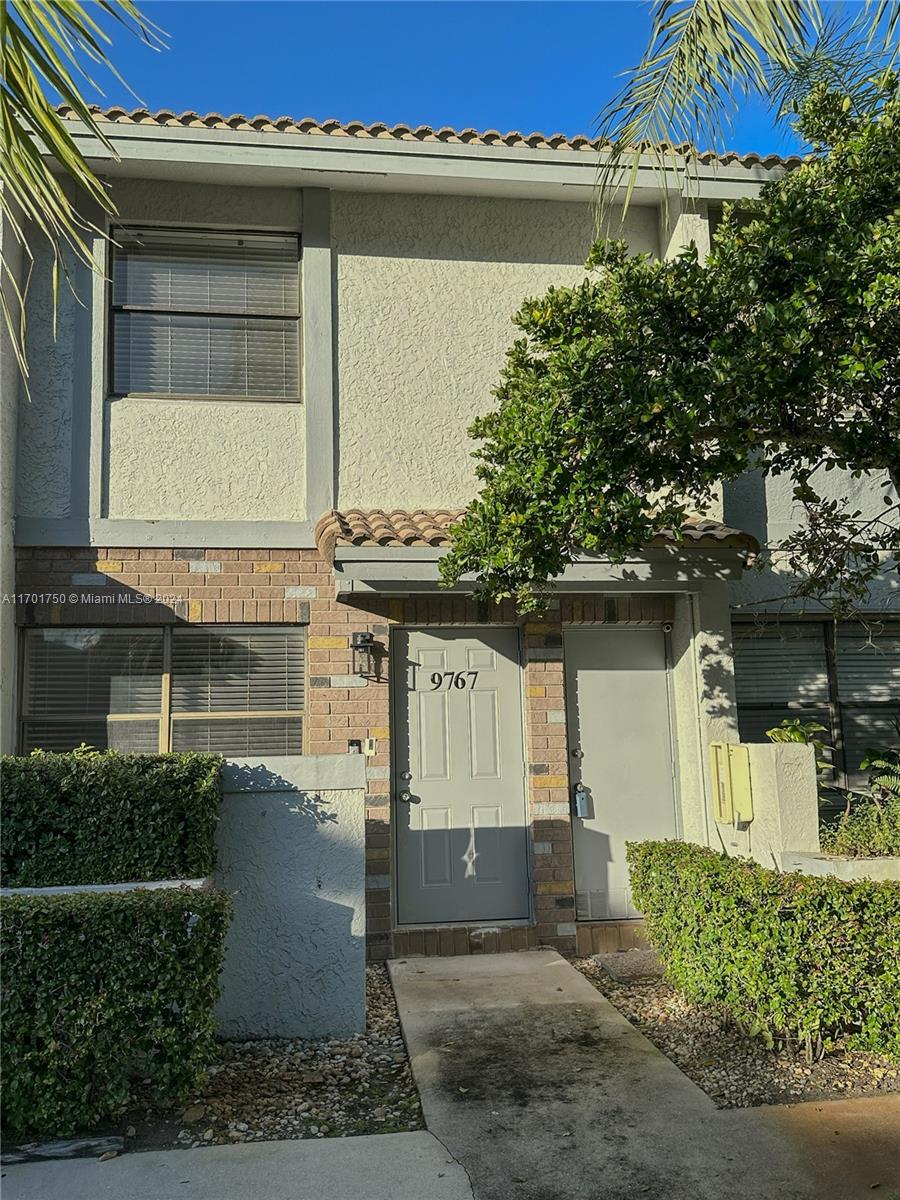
[15,547,674,960]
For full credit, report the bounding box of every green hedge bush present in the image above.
[1,750,222,886]
[627,841,900,1058]
[1,886,231,1135]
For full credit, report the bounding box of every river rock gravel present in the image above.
[130,965,423,1150]
[574,955,900,1109]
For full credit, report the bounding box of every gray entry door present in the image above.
[393,628,530,925]
[564,628,678,920]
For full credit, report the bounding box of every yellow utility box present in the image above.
[709,742,754,825]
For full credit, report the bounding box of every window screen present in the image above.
[21,625,305,755]
[111,229,300,399]
[733,621,900,787]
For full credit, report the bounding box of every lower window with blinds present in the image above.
[732,620,900,788]
[20,625,306,755]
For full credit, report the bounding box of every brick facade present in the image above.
[15,546,673,960]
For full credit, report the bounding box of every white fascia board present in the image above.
[59,120,782,203]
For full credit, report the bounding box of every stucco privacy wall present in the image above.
[15,179,306,526]
[216,755,367,1038]
[333,192,659,508]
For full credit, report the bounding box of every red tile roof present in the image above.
[315,508,758,560]
[57,106,802,169]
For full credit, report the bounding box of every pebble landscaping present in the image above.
[133,966,423,1149]
[574,956,900,1108]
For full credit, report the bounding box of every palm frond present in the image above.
[0,0,165,380]
[594,0,820,221]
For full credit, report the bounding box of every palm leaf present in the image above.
[0,0,165,381]
[594,0,819,220]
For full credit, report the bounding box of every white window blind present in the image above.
[111,229,300,399]
[21,625,305,755]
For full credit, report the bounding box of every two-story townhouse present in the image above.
[2,107,897,962]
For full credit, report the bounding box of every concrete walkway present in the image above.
[389,950,900,1200]
[1,1130,474,1200]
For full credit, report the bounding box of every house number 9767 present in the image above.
[428,671,479,690]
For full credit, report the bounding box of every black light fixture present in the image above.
[351,630,376,677]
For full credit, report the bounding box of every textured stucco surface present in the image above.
[1,211,23,751]
[15,239,82,519]
[334,192,658,509]
[782,851,900,882]
[109,178,301,230]
[105,399,306,521]
[215,756,366,1039]
[726,468,899,612]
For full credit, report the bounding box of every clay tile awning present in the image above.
[314,508,758,597]
[315,508,466,560]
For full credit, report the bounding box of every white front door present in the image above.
[393,628,530,925]
[564,627,678,920]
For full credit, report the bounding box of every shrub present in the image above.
[1,886,231,1135]
[627,841,900,1058]
[820,796,900,857]
[1,750,222,886]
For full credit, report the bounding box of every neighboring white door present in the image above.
[393,628,530,925]
[564,627,678,920]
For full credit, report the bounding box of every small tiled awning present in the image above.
[314,508,758,597]
[314,508,758,561]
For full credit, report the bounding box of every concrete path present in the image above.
[389,950,900,1200]
[1,1129,474,1200]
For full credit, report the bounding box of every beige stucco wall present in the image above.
[106,399,306,521]
[333,191,659,509]
[15,180,306,527]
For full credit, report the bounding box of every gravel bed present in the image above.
[574,956,900,1109]
[130,965,423,1150]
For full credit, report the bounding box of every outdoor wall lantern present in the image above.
[351,630,377,677]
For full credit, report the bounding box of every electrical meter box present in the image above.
[709,742,754,826]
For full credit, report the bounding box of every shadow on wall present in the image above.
[216,765,365,1041]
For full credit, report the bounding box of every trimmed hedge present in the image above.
[1,887,231,1135]
[1,750,222,886]
[627,841,900,1058]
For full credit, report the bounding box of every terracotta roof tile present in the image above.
[315,508,758,560]
[56,105,803,169]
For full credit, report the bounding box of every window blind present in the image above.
[732,621,900,787]
[21,628,164,753]
[169,626,305,754]
[111,229,300,399]
[21,625,305,756]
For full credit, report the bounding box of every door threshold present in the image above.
[392,922,538,957]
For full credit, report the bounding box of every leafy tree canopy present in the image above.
[441,82,900,613]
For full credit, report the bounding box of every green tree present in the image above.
[441,84,900,612]
[1,0,161,378]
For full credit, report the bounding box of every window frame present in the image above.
[732,616,900,789]
[106,224,303,405]
[19,623,307,756]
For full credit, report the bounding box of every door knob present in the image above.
[398,790,412,803]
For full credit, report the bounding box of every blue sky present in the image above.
[92,1,808,157]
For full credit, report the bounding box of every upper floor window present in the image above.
[20,625,306,756]
[111,229,301,400]
[732,621,900,788]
